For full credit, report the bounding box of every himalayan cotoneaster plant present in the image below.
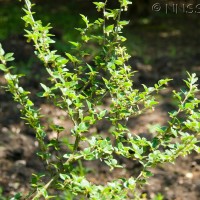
[0,0,199,199]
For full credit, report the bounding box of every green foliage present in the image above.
[0,188,7,200]
[0,3,23,40]
[0,0,200,199]
[153,193,164,200]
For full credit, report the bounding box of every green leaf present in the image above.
[5,53,14,62]
[80,14,89,27]
[99,110,107,118]
[40,83,50,92]
[105,25,114,36]
[93,2,105,12]
[10,193,22,200]
[0,44,5,56]
[50,125,65,132]
[185,102,194,109]
[78,122,88,132]
[0,64,7,72]
[80,179,90,187]
[65,53,78,63]
[118,20,129,26]
[143,170,154,177]
[69,41,80,48]
[152,137,159,148]
[60,174,68,180]
[27,99,34,106]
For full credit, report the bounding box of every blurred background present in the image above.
[0,0,200,199]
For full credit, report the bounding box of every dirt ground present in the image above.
[0,14,200,200]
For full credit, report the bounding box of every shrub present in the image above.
[0,0,199,199]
